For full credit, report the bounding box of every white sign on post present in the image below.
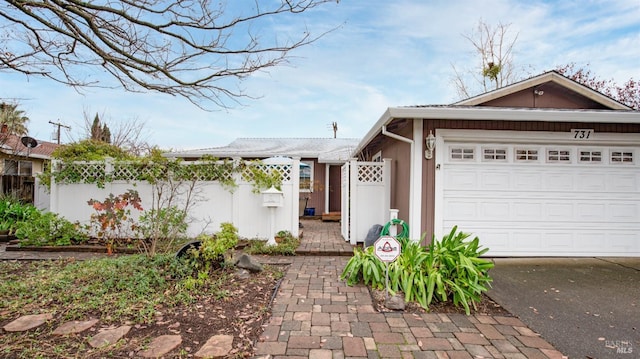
[374,236,401,263]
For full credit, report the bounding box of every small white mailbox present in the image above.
[262,186,284,207]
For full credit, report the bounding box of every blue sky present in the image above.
[1,0,639,150]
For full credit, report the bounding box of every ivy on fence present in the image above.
[41,155,288,192]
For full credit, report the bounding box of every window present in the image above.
[547,149,571,163]
[611,150,633,164]
[19,161,32,176]
[579,150,602,163]
[482,148,507,161]
[3,160,32,176]
[300,161,313,192]
[450,147,474,160]
[515,149,538,161]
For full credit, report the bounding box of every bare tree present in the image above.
[451,20,519,99]
[81,109,152,156]
[0,0,339,109]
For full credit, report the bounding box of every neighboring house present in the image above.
[166,138,360,218]
[0,132,57,204]
[352,71,640,256]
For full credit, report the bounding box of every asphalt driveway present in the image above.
[488,257,640,359]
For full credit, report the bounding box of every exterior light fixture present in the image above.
[425,131,436,160]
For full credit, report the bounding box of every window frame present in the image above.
[481,147,508,162]
[4,159,33,176]
[299,160,314,192]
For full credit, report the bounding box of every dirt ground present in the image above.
[1,259,509,358]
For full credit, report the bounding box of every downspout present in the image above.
[381,123,422,240]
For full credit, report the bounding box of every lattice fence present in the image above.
[241,163,293,183]
[54,160,291,184]
[357,163,384,183]
[55,162,106,183]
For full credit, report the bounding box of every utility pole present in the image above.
[48,120,71,145]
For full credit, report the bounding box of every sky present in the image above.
[1,0,639,151]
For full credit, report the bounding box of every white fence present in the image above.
[341,159,391,244]
[49,158,300,240]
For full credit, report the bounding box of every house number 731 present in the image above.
[571,129,593,139]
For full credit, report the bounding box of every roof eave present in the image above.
[455,72,631,110]
[353,106,640,155]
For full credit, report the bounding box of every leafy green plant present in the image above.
[341,246,387,290]
[245,233,300,256]
[243,162,283,194]
[137,206,188,256]
[341,226,494,315]
[0,196,38,233]
[192,222,240,268]
[15,211,88,246]
[423,226,494,314]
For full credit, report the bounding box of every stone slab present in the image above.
[88,325,131,348]
[138,334,182,358]
[3,313,53,332]
[194,334,233,358]
[52,319,99,335]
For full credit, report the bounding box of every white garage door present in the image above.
[438,132,640,257]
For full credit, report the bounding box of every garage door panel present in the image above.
[448,229,639,256]
[576,203,606,219]
[577,173,607,191]
[609,204,638,220]
[543,173,573,190]
[609,174,637,191]
[480,202,510,219]
[441,141,640,256]
[444,170,478,189]
[514,202,542,218]
[514,172,543,190]
[444,200,477,219]
[480,171,510,189]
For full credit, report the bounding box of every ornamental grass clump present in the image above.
[341,226,494,315]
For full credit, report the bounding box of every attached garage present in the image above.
[435,130,640,256]
[353,71,640,257]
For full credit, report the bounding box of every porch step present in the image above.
[321,212,341,222]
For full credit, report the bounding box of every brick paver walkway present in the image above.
[255,220,566,358]
[296,219,355,256]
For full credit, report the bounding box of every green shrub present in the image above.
[0,196,38,233]
[423,226,494,314]
[200,222,238,260]
[245,231,300,256]
[341,246,386,289]
[137,206,188,255]
[341,226,494,315]
[15,211,88,246]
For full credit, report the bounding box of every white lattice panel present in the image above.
[57,162,106,183]
[241,164,292,183]
[112,163,163,181]
[357,163,384,183]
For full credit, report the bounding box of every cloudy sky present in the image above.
[1,0,639,150]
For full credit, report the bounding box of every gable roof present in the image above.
[455,70,631,110]
[166,138,360,164]
[0,134,58,160]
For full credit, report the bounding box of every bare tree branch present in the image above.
[451,20,519,100]
[0,0,339,109]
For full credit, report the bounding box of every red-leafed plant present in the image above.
[87,190,143,254]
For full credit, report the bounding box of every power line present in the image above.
[48,120,71,145]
